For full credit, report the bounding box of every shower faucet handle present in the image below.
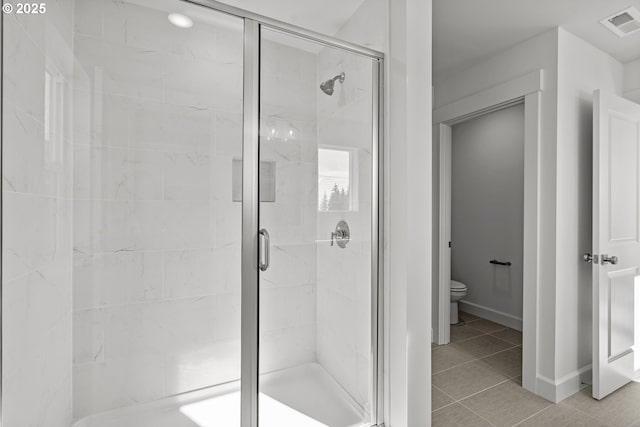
[331,220,350,249]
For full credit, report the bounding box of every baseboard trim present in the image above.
[458,300,522,331]
[536,365,592,403]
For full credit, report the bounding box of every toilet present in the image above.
[450,280,468,324]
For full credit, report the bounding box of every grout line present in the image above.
[431,400,457,413]
[563,399,616,427]
[511,403,554,426]
[456,378,512,402]
[434,343,520,376]
[456,397,500,427]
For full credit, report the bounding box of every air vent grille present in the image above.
[601,7,640,37]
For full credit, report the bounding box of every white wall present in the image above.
[2,1,75,425]
[555,28,624,396]
[451,104,525,324]
[434,29,559,388]
[624,58,640,103]
[404,0,433,424]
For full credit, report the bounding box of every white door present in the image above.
[592,89,640,400]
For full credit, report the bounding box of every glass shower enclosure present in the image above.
[1,0,383,426]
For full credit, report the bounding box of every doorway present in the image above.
[433,70,543,394]
[447,103,525,333]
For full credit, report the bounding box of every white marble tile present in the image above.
[259,327,315,374]
[162,200,214,249]
[164,248,239,299]
[74,308,105,364]
[211,155,235,203]
[73,355,164,419]
[100,201,147,252]
[2,262,73,427]
[163,52,242,109]
[93,147,130,200]
[163,339,241,396]
[2,17,47,123]
[102,302,167,360]
[260,287,300,332]
[215,111,243,157]
[164,296,219,353]
[129,149,164,200]
[210,245,242,293]
[3,107,57,196]
[276,160,317,203]
[74,146,163,201]
[213,293,242,342]
[260,203,304,244]
[259,243,316,288]
[214,200,242,248]
[164,151,210,200]
[84,92,132,148]
[73,199,103,255]
[74,35,163,100]
[73,251,163,309]
[74,0,103,38]
[100,0,241,63]
[128,101,215,152]
[3,193,60,281]
[10,0,74,68]
[98,199,215,252]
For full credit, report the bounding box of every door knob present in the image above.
[601,254,618,265]
[584,253,598,264]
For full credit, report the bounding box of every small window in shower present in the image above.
[318,147,356,212]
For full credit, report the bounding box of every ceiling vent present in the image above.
[601,7,640,38]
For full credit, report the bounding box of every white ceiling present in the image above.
[434,0,640,84]
[218,0,368,36]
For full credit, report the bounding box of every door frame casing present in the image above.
[433,70,543,394]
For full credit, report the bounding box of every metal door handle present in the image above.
[259,229,270,271]
[331,220,350,248]
[601,254,618,265]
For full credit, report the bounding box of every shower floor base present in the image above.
[73,362,368,427]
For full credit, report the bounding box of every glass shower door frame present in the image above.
[241,20,384,426]
[186,2,386,423]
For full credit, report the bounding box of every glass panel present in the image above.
[259,28,376,426]
[70,1,243,424]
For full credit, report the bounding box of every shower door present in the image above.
[255,27,382,427]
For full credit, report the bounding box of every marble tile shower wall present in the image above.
[316,46,374,409]
[70,1,246,419]
[2,1,76,426]
[71,1,319,419]
[259,39,319,374]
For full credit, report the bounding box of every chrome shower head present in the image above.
[320,72,345,96]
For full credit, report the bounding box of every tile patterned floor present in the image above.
[432,312,640,427]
